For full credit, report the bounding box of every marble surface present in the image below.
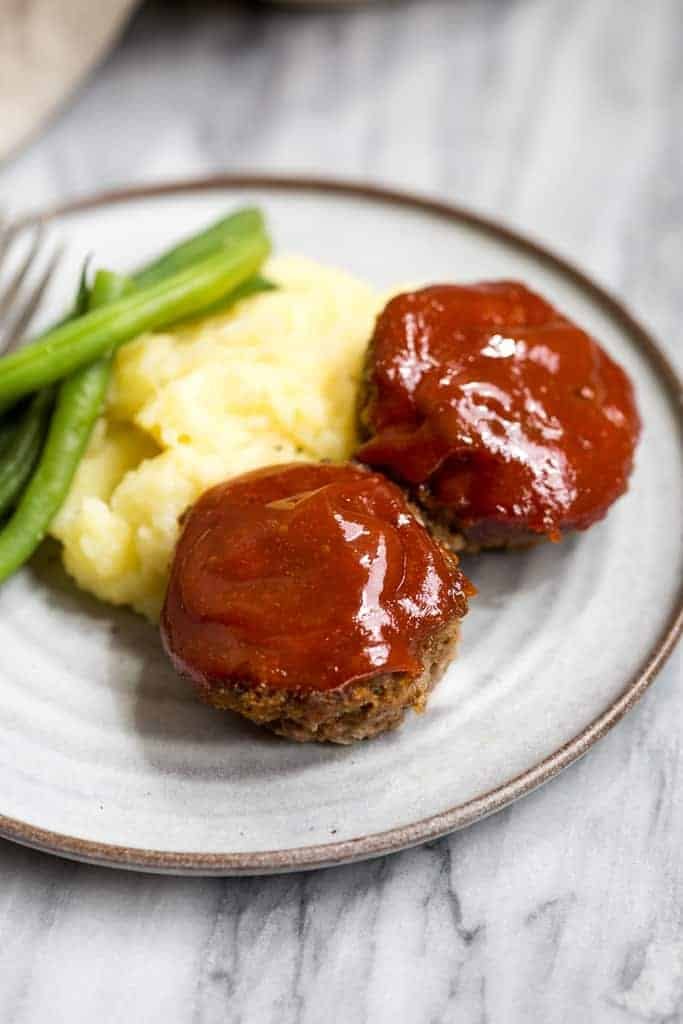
[0,0,681,1020]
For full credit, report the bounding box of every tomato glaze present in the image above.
[161,463,471,693]
[357,282,641,540]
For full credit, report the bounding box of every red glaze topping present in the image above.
[161,463,471,693]
[357,282,641,538]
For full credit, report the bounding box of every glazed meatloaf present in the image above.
[357,282,641,550]
[161,462,472,743]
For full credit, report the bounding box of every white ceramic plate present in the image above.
[1,178,681,875]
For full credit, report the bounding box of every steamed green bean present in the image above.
[0,233,269,413]
[0,390,53,518]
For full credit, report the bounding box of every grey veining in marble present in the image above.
[0,1,682,1021]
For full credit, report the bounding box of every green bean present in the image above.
[0,269,132,580]
[0,411,20,456]
[89,268,134,307]
[18,208,272,349]
[0,363,110,581]
[0,304,68,492]
[65,270,134,470]
[171,273,276,327]
[67,270,134,479]
[0,390,53,518]
[132,208,265,289]
[0,266,122,513]
[73,260,92,316]
[0,233,269,413]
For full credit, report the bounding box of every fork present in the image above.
[0,215,64,355]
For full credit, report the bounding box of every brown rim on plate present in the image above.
[2,174,682,876]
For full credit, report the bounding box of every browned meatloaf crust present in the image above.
[193,618,461,744]
[415,492,545,554]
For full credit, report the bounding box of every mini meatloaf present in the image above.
[161,462,472,743]
[356,282,641,550]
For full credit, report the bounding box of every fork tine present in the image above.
[0,243,65,355]
[0,223,45,323]
[0,214,16,279]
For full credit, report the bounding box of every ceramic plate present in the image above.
[1,177,681,875]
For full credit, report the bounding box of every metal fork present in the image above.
[0,214,64,355]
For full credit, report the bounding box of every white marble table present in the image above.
[1,1,682,1020]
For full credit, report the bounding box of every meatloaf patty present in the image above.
[357,282,641,550]
[161,462,472,743]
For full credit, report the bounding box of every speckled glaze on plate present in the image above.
[0,177,681,875]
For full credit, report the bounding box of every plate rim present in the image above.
[3,173,681,875]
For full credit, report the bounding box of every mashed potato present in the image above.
[50,257,382,620]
